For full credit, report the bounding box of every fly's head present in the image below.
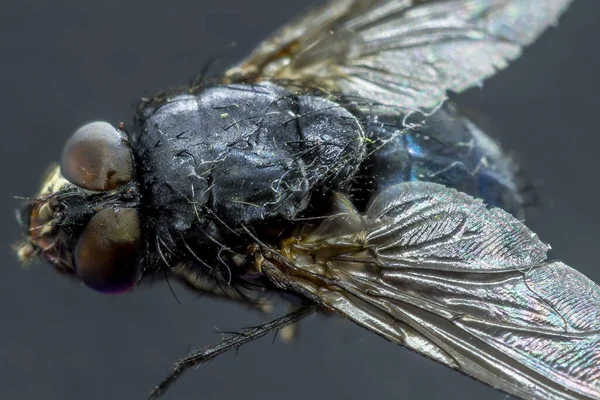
[16,121,143,294]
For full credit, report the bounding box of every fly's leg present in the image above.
[148,304,316,399]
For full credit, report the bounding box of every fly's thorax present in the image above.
[17,122,143,294]
[131,82,366,263]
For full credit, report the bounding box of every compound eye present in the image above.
[61,121,134,191]
[74,208,141,294]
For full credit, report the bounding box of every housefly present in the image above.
[15,1,600,399]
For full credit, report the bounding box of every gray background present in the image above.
[1,1,598,399]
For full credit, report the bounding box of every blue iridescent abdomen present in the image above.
[361,104,529,216]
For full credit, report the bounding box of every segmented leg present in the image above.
[148,305,315,399]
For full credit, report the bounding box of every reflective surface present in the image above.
[74,207,141,294]
[273,182,600,399]
[60,121,134,191]
[2,1,599,399]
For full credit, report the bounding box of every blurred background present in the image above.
[1,1,598,399]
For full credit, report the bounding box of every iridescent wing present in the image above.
[225,0,573,112]
[261,182,600,400]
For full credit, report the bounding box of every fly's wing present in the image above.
[225,0,573,112]
[265,182,600,400]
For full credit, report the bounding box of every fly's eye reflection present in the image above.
[60,121,134,191]
[74,208,141,294]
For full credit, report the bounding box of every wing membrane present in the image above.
[225,0,573,112]
[264,182,600,400]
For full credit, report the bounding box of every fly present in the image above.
[15,1,600,400]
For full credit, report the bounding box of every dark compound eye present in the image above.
[61,121,134,191]
[74,208,141,294]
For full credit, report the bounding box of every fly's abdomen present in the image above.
[363,105,529,216]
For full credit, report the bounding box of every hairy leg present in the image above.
[148,305,316,399]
